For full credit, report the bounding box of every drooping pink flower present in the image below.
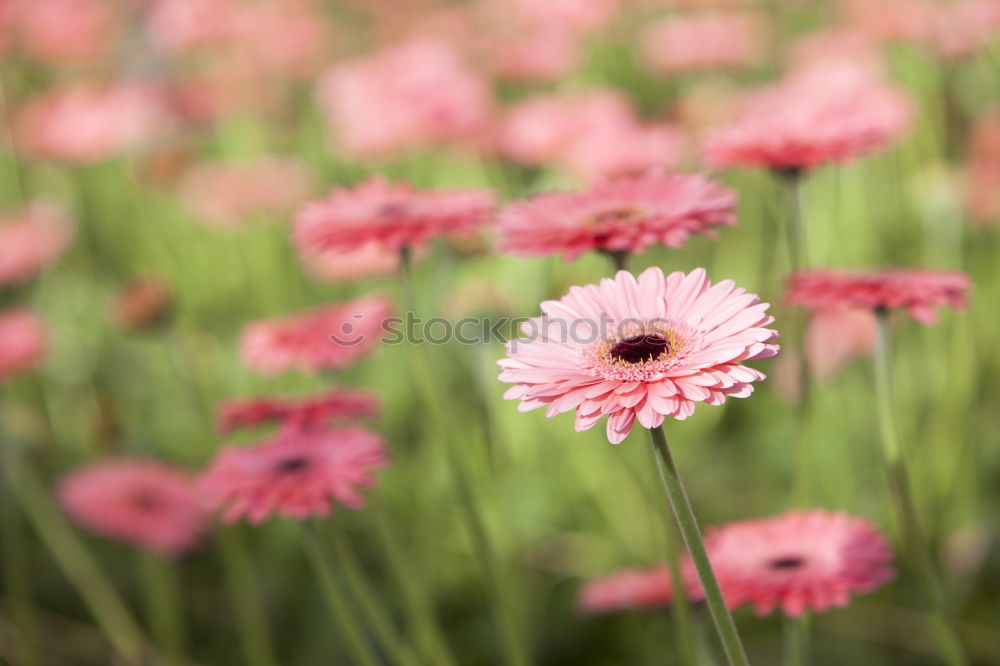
[316,38,491,160]
[496,171,736,261]
[0,308,46,381]
[702,73,912,172]
[705,509,895,617]
[179,156,315,229]
[198,426,390,524]
[13,83,172,164]
[217,388,380,434]
[9,0,119,65]
[297,241,404,283]
[0,199,74,286]
[640,12,765,74]
[240,294,393,375]
[58,459,208,557]
[294,176,494,254]
[787,268,971,324]
[499,267,778,444]
[579,563,702,613]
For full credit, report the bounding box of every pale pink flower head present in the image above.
[924,0,1000,59]
[297,241,404,283]
[489,29,582,83]
[702,73,913,173]
[640,12,766,74]
[229,0,332,78]
[14,83,172,164]
[964,107,1000,224]
[839,0,934,43]
[316,39,491,160]
[217,388,380,434]
[179,156,315,229]
[240,294,393,376]
[0,308,46,381]
[58,459,208,557]
[294,176,495,254]
[503,0,620,35]
[497,171,736,261]
[499,267,778,444]
[0,199,74,286]
[787,268,971,325]
[198,426,390,524]
[11,0,119,65]
[706,509,895,617]
[579,563,703,613]
[561,123,686,183]
[146,0,242,53]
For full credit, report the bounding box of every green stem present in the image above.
[662,521,700,666]
[601,249,629,273]
[323,522,421,666]
[302,523,382,666]
[217,529,279,666]
[780,170,806,275]
[783,615,808,666]
[648,425,750,666]
[138,552,185,666]
[0,456,41,666]
[872,311,967,666]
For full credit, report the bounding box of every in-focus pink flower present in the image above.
[496,171,736,261]
[179,156,315,229]
[640,12,765,74]
[297,241,404,283]
[706,509,895,617]
[198,426,390,524]
[787,268,971,324]
[702,73,912,172]
[10,0,118,65]
[294,176,494,254]
[579,563,702,613]
[217,388,380,434]
[499,267,778,444]
[0,199,74,286]
[58,459,208,557]
[240,294,393,375]
[0,308,46,381]
[316,39,491,160]
[14,83,172,164]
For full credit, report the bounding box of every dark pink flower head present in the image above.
[240,294,393,375]
[58,459,208,557]
[0,308,46,381]
[706,509,895,617]
[787,268,971,324]
[294,176,495,254]
[579,563,703,613]
[13,83,173,164]
[496,171,736,261]
[499,267,778,444]
[217,388,381,434]
[640,12,766,74]
[316,38,490,160]
[198,426,390,524]
[0,199,74,286]
[702,73,912,173]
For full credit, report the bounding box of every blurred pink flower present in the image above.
[490,29,582,82]
[806,308,877,381]
[924,0,1000,59]
[179,156,315,229]
[787,268,971,325]
[58,459,208,557]
[579,563,701,613]
[640,12,766,74]
[0,308,46,381]
[316,39,491,160]
[13,83,172,164]
[0,199,73,286]
[240,294,392,375]
[497,171,736,261]
[217,388,380,434]
[294,176,494,254]
[500,0,620,35]
[146,0,241,53]
[297,241,404,283]
[706,509,895,617]
[499,267,778,444]
[964,107,1000,224]
[839,0,933,43]
[786,29,884,80]
[9,0,118,65]
[198,426,390,524]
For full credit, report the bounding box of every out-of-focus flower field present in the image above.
[1,0,999,665]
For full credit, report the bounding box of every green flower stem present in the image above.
[322,522,421,666]
[601,249,630,273]
[0,453,41,666]
[872,310,967,666]
[138,552,185,666]
[648,425,750,666]
[302,523,382,666]
[779,169,806,275]
[217,529,279,666]
[399,249,529,666]
[783,615,808,666]
[662,521,700,666]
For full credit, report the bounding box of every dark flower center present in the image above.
[587,206,640,226]
[275,456,312,474]
[130,490,164,512]
[609,334,670,364]
[768,556,806,570]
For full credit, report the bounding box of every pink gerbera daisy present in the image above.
[496,172,736,261]
[579,563,703,613]
[0,199,74,286]
[58,459,208,557]
[499,267,779,444]
[240,294,392,375]
[640,12,766,74]
[786,268,971,324]
[0,308,47,381]
[294,176,495,255]
[705,509,895,617]
[197,426,390,524]
[217,388,380,434]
